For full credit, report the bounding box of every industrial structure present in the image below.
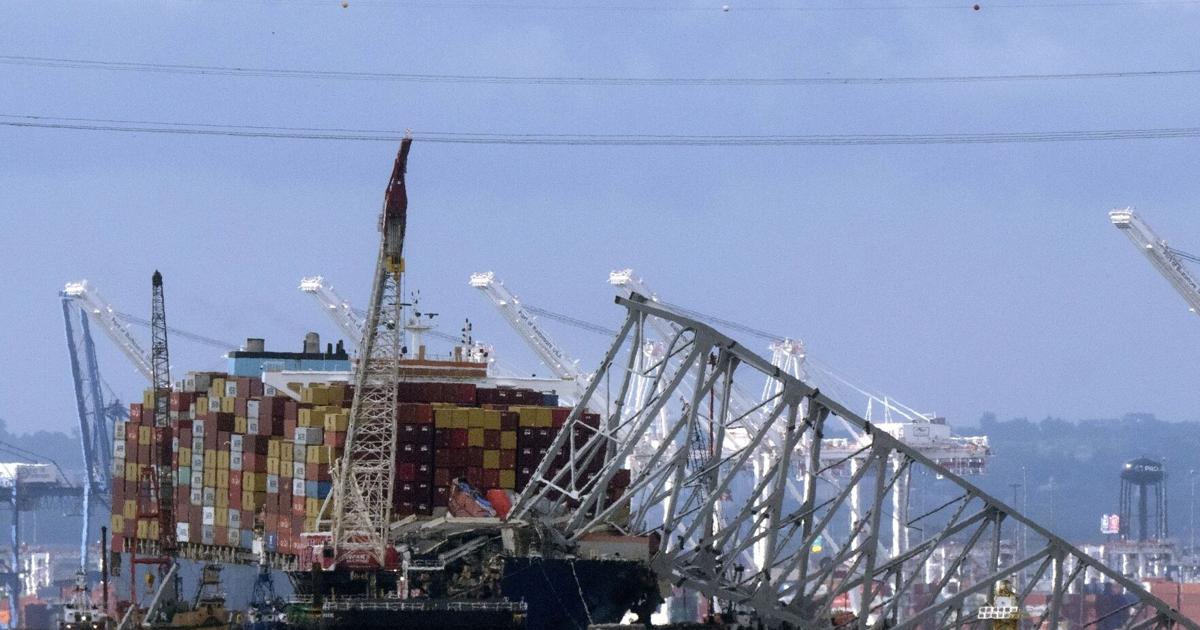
[75,152,1200,629]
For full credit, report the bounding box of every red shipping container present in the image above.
[397,403,433,425]
[433,485,450,507]
[292,496,306,516]
[483,430,501,450]
[325,431,346,448]
[500,450,516,469]
[305,463,330,480]
[397,443,432,464]
[397,423,433,444]
[243,435,269,455]
[204,428,219,449]
[434,468,453,487]
[215,414,236,433]
[397,463,417,482]
[466,467,484,486]
[235,397,248,417]
[551,408,570,428]
[481,469,500,489]
[449,429,468,449]
[130,403,143,423]
[467,448,484,467]
[259,396,286,420]
[501,412,519,431]
[284,401,300,421]
[249,379,264,397]
[434,429,452,449]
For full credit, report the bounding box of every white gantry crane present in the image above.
[299,276,366,344]
[1110,208,1200,316]
[61,281,155,380]
[468,271,593,402]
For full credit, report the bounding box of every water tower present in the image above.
[1119,458,1168,541]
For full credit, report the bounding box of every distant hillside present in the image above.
[967,413,1200,545]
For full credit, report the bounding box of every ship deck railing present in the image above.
[320,598,527,613]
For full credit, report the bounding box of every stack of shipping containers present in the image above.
[109,372,619,559]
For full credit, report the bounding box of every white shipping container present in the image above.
[230,435,243,453]
[227,527,240,546]
[247,418,260,434]
[230,452,243,471]
[229,509,241,529]
[202,507,215,526]
[247,399,259,418]
[192,436,204,452]
[114,442,127,458]
[292,479,305,496]
[112,458,125,477]
[176,522,190,543]
[266,474,280,494]
[203,487,215,506]
[209,397,220,413]
[192,454,204,470]
[193,420,205,437]
[190,472,203,490]
[190,488,203,506]
[292,462,305,479]
[293,444,307,461]
[264,384,277,396]
[225,382,238,397]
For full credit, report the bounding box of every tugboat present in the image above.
[59,569,110,630]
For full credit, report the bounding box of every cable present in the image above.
[5,54,1200,86]
[524,304,618,336]
[4,114,1200,146]
[113,312,238,350]
[161,0,1200,10]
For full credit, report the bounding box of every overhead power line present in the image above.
[3,113,1200,146]
[114,311,239,350]
[165,0,1200,10]
[3,54,1200,86]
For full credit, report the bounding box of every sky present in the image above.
[2,0,1200,437]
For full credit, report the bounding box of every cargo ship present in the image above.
[110,337,654,629]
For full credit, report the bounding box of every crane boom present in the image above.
[469,272,583,383]
[61,281,154,380]
[1110,208,1200,316]
[330,139,411,565]
[299,276,366,343]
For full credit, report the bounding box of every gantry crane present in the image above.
[327,138,412,566]
[468,271,597,406]
[299,276,366,343]
[1110,208,1200,316]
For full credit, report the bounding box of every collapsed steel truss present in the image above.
[512,294,1198,629]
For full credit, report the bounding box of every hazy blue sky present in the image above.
[2,0,1200,436]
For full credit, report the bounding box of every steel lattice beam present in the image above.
[511,294,1199,630]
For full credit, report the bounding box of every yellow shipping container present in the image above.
[483,450,500,469]
[303,517,316,532]
[126,463,139,480]
[434,408,454,429]
[142,389,155,408]
[267,440,280,458]
[306,498,320,517]
[537,407,552,427]
[281,442,293,465]
[124,500,137,521]
[217,451,229,470]
[267,457,280,475]
[215,490,229,509]
[216,469,229,489]
[483,410,502,431]
[324,411,349,432]
[204,449,216,469]
[244,472,267,492]
[298,408,317,427]
[500,431,517,450]
[214,508,228,527]
[452,408,470,429]
[468,428,485,448]
[499,470,516,489]
[235,417,247,434]
[204,468,216,487]
[138,426,152,446]
[179,447,191,463]
[306,446,330,464]
[211,377,225,397]
[517,407,536,428]
[467,408,486,428]
[242,490,255,510]
[196,397,208,415]
[221,397,235,414]
[111,514,124,534]
[136,519,148,540]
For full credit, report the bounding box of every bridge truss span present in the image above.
[511,293,1198,630]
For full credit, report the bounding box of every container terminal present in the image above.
[21,143,1200,629]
